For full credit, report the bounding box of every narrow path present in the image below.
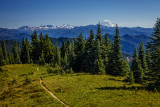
[38,68,69,107]
[37,67,39,71]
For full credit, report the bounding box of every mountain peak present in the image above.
[17,24,74,31]
[100,20,116,27]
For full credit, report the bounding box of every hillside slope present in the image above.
[0,65,160,106]
[0,64,63,107]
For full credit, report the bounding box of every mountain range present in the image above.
[0,20,154,54]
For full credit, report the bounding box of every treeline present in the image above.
[0,18,160,91]
[0,24,130,75]
[128,18,160,91]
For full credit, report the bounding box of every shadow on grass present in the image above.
[96,86,146,91]
[108,78,123,82]
[70,73,90,76]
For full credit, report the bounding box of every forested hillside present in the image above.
[0,18,160,92]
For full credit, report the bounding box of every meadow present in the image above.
[0,64,160,107]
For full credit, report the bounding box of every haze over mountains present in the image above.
[0,20,153,54]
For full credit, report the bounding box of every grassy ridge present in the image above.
[43,74,160,107]
[0,64,63,107]
[0,64,160,107]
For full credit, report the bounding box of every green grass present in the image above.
[0,64,160,107]
[43,74,160,107]
[0,64,63,107]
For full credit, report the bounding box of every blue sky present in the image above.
[0,0,159,28]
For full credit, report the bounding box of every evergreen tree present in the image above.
[129,71,135,84]
[83,29,95,73]
[65,40,71,56]
[96,23,102,42]
[21,38,30,64]
[0,47,6,66]
[67,41,75,69]
[43,34,55,63]
[95,24,106,67]
[86,29,95,50]
[74,32,84,56]
[18,46,21,57]
[60,41,66,59]
[108,25,129,76]
[31,31,41,63]
[39,32,44,53]
[131,47,143,83]
[61,51,68,68]
[104,33,112,72]
[145,46,153,81]
[74,32,85,72]
[147,18,160,90]
[138,42,148,72]
[21,37,25,63]
[1,38,9,64]
[104,33,111,55]
[53,44,61,66]
[8,53,14,64]
[121,59,130,76]
[92,40,105,74]
[12,42,21,64]
[25,38,31,63]
[146,47,152,70]
[39,51,45,66]
[26,51,30,64]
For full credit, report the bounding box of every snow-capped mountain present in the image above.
[18,20,117,31]
[0,20,154,54]
[18,24,74,31]
[100,20,116,27]
[58,24,74,29]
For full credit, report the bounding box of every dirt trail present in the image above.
[38,68,69,107]
[37,67,39,71]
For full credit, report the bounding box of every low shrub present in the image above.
[19,73,26,77]
[24,76,31,85]
[28,71,34,75]
[47,66,64,75]
[0,60,6,66]
[65,67,74,74]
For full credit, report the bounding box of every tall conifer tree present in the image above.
[43,34,54,63]
[74,32,85,72]
[67,40,75,69]
[31,31,41,63]
[83,29,95,73]
[74,32,84,56]
[12,42,21,64]
[53,44,61,66]
[60,41,66,59]
[21,38,30,64]
[147,18,160,90]
[1,39,9,64]
[138,42,148,72]
[146,48,152,70]
[103,33,112,69]
[66,40,71,56]
[0,47,5,66]
[8,53,14,64]
[39,32,44,53]
[93,40,105,74]
[131,47,143,83]
[96,23,102,42]
[39,51,45,66]
[108,25,129,76]
[104,33,111,55]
